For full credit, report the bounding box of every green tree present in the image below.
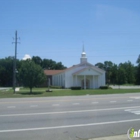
[136,55,140,84]
[19,60,46,93]
[32,56,43,66]
[117,63,127,84]
[104,61,113,85]
[32,56,67,70]
[110,64,118,85]
[117,61,135,84]
[42,58,66,70]
[95,62,105,70]
[125,61,135,84]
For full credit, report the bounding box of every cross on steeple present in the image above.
[83,42,85,52]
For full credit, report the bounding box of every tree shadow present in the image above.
[17,92,43,95]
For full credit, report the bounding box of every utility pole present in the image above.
[13,31,20,93]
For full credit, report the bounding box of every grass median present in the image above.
[0,88,140,98]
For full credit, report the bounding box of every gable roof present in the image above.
[44,64,79,76]
[72,67,103,75]
[44,62,105,76]
[44,70,65,75]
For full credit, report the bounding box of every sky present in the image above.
[0,0,140,67]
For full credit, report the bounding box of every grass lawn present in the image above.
[0,88,140,98]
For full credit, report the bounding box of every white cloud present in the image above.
[22,54,32,60]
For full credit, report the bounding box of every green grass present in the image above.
[0,88,140,98]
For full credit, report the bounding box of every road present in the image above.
[0,93,140,140]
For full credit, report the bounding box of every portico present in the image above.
[73,74,99,89]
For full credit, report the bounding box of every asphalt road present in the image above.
[0,93,140,140]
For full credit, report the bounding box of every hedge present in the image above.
[99,86,109,89]
[49,86,62,89]
[71,86,81,90]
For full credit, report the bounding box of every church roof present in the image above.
[44,62,105,76]
[44,46,105,76]
[44,64,79,75]
[44,70,65,75]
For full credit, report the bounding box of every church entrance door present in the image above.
[81,79,90,89]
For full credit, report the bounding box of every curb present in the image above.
[89,134,128,140]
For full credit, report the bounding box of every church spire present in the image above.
[80,44,87,64]
[83,43,85,52]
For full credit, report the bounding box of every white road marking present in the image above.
[1,106,140,117]
[110,101,117,103]
[129,96,140,99]
[125,108,140,115]
[7,106,16,108]
[127,100,133,102]
[30,105,38,108]
[0,118,140,133]
[72,103,80,105]
[91,102,99,104]
[52,104,60,106]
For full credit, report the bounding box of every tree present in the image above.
[19,60,46,93]
[125,61,135,84]
[42,58,66,70]
[32,56,67,70]
[95,62,105,70]
[136,55,140,84]
[110,64,118,85]
[0,57,16,86]
[117,63,127,84]
[116,61,135,84]
[104,61,113,85]
[32,56,43,66]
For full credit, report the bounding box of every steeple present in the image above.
[83,44,85,52]
[80,44,87,63]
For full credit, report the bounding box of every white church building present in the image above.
[44,48,105,89]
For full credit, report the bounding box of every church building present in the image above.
[44,47,105,89]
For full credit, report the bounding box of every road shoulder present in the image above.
[89,134,128,140]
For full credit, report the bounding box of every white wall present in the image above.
[52,64,105,88]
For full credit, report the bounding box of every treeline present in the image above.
[95,55,140,85]
[0,56,66,87]
[0,55,140,87]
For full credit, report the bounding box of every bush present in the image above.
[71,86,81,90]
[49,86,62,89]
[99,86,109,89]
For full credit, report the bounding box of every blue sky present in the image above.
[0,0,140,67]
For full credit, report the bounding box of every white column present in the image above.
[52,77,53,85]
[57,75,59,86]
[56,76,57,86]
[84,75,86,89]
[76,75,77,86]
[60,75,61,86]
[93,75,94,89]
[59,75,60,86]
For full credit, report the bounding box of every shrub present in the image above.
[49,86,62,89]
[71,86,81,90]
[99,86,109,89]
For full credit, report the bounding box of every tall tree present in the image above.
[104,61,113,85]
[136,55,140,84]
[110,64,118,85]
[0,57,15,86]
[95,62,105,70]
[32,56,42,66]
[42,58,66,70]
[19,60,46,93]
[117,63,127,84]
